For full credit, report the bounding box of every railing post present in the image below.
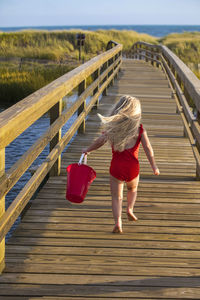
[49,99,62,176]
[176,73,182,114]
[182,85,192,138]
[92,68,100,109]
[115,53,120,79]
[145,47,149,62]
[196,111,200,180]
[156,53,160,68]
[102,61,108,96]
[119,51,122,72]
[0,148,5,273]
[109,57,114,86]
[135,45,138,59]
[78,79,86,133]
[132,45,134,59]
[139,44,142,60]
[151,48,155,66]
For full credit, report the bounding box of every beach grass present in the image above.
[159,32,200,68]
[0,30,158,105]
[0,62,75,106]
[0,30,199,106]
[0,29,158,60]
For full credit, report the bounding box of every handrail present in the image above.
[106,40,119,50]
[0,41,123,272]
[130,41,200,179]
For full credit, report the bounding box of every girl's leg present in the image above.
[126,175,139,221]
[110,175,124,233]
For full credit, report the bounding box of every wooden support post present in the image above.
[139,44,142,60]
[119,51,122,72]
[92,68,100,109]
[134,45,136,59]
[171,65,175,76]
[110,57,114,86]
[183,85,191,137]
[176,74,182,114]
[145,47,149,62]
[49,99,62,176]
[114,54,118,79]
[0,148,5,273]
[78,80,86,133]
[151,49,154,66]
[102,61,108,96]
[196,111,200,180]
[176,74,187,136]
[156,54,160,68]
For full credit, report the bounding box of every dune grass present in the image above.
[0,62,74,106]
[159,32,200,79]
[0,30,158,60]
[0,30,199,106]
[0,30,158,106]
[0,31,75,61]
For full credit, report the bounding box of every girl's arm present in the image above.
[82,133,107,154]
[141,129,160,175]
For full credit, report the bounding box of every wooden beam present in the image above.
[49,99,62,176]
[78,80,86,133]
[92,68,100,109]
[102,61,108,96]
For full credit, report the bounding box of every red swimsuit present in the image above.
[110,124,144,182]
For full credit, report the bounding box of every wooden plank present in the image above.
[10,230,200,243]
[6,237,200,250]
[2,283,200,298]
[5,244,200,258]
[1,273,200,288]
[5,252,200,265]
[13,222,200,234]
[4,262,200,276]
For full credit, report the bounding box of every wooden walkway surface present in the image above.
[1,59,200,299]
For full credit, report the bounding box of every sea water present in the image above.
[0,24,200,37]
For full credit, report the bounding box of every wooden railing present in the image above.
[0,41,122,272]
[130,41,200,180]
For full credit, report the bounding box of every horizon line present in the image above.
[1,24,200,28]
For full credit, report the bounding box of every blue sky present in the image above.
[0,0,200,27]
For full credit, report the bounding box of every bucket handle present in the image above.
[79,153,87,165]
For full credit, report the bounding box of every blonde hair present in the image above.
[98,95,141,152]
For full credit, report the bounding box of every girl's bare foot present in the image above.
[112,225,123,234]
[127,211,138,221]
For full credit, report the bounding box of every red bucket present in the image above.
[66,154,96,203]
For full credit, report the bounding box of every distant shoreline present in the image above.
[1,25,200,37]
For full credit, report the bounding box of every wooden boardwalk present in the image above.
[1,59,200,299]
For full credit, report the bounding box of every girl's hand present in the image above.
[82,148,88,154]
[154,168,160,175]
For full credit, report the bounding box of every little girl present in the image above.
[83,95,160,233]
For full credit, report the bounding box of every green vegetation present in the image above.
[0,30,157,61]
[0,30,158,106]
[194,70,200,80]
[0,31,76,61]
[159,32,200,79]
[0,30,199,107]
[0,63,74,106]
